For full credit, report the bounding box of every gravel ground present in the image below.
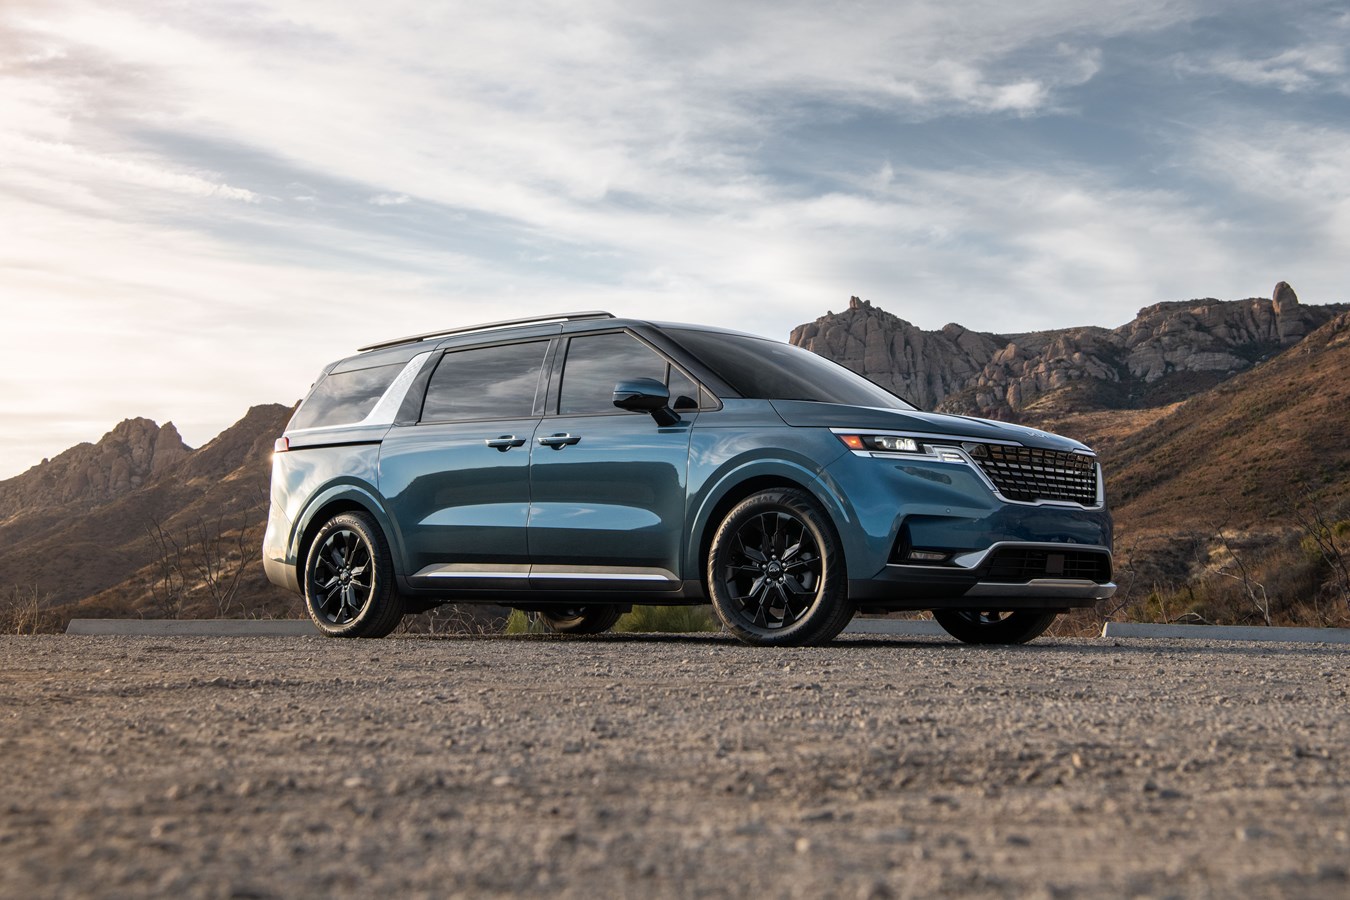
[1,633,1347,899]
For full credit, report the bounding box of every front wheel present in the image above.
[303,512,404,638]
[537,605,624,635]
[932,609,1058,645]
[707,488,852,646]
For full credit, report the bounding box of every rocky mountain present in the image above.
[5,283,1348,630]
[790,283,1345,418]
[0,405,296,621]
[0,418,191,513]
[793,285,1350,625]
[1024,307,1350,528]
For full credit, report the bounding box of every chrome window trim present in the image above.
[288,351,435,434]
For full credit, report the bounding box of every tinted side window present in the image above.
[667,327,914,409]
[421,341,549,422]
[668,366,699,411]
[558,332,669,415]
[289,362,406,430]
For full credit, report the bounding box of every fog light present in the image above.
[908,550,948,562]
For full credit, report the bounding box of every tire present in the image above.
[537,605,624,635]
[932,609,1058,645]
[303,512,404,638]
[707,488,852,646]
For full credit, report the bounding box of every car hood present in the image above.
[768,400,1092,454]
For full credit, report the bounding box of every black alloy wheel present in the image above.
[932,609,1058,645]
[537,605,624,635]
[708,488,852,646]
[304,511,403,638]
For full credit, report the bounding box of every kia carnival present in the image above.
[263,312,1114,646]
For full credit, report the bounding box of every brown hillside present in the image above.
[1102,311,1350,535]
[0,405,294,611]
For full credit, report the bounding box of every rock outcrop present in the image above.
[0,418,193,515]
[789,297,1003,409]
[0,404,296,612]
[790,284,1346,417]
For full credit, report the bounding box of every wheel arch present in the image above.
[688,464,854,593]
[293,486,405,581]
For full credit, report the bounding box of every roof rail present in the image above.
[358,311,616,352]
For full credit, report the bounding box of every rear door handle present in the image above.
[485,435,527,451]
[537,433,581,449]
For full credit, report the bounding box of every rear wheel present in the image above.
[932,609,1057,645]
[303,512,403,638]
[707,488,852,646]
[537,605,624,635]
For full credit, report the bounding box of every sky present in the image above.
[2,0,1349,478]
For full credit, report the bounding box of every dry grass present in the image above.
[0,585,60,634]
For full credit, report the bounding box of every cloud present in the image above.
[1182,44,1348,92]
[1,0,1346,477]
[1181,118,1350,258]
[1173,6,1350,94]
[1,134,260,204]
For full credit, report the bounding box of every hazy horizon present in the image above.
[3,0,1349,478]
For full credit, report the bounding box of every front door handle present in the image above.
[485,435,527,451]
[537,433,581,449]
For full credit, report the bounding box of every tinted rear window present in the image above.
[421,341,549,422]
[667,328,914,409]
[289,362,406,430]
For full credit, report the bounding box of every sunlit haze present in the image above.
[2,0,1348,477]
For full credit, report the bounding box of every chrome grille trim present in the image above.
[965,444,1100,505]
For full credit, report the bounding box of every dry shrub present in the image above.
[1116,531,1349,628]
[0,585,61,635]
[613,605,719,634]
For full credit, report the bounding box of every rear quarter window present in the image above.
[288,362,406,430]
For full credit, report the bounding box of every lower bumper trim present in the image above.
[964,579,1117,600]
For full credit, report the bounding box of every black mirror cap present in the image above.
[613,378,681,425]
[613,377,669,411]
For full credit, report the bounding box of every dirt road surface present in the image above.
[2,633,1347,899]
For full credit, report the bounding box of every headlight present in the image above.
[836,434,921,453]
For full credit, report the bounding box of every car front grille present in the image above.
[984,548,1112,583]
[965,444,1099,505]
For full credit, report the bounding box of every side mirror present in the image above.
[613,377,681,426]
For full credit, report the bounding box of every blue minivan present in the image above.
[264,312,1113,646]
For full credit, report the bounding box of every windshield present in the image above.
[667,328,916,410]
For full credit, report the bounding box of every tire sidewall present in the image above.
[707,488,851,646]
[303,512,401,638]
[932,610,1057,645]
[538,605,624,635]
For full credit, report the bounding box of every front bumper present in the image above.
[849,540,1115,609]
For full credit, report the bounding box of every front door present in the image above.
[527,331,697,591]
